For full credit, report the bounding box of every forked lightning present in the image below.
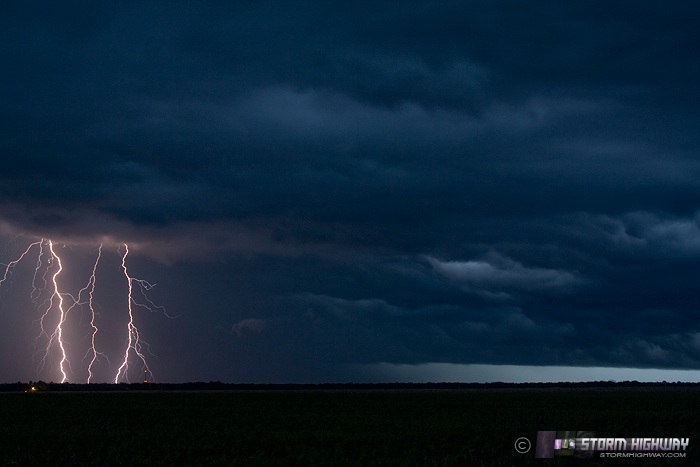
[0,239,167,383]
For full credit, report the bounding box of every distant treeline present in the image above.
[2,380,700,392]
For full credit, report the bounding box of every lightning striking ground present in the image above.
[0,239,166,383]
[70,244,106,384]
[43,240,69,382]
[85,245,104,383]
[115,244,151,384]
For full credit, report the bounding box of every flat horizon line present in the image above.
[4,380,700,392]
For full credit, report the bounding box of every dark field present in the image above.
[1,388,698,466]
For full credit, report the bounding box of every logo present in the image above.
[515,437,531,454]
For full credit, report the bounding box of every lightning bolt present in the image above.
[85,245,105,383]
[69,244,107,384]
[38,240,69,383]
[4,238,72,381]
[0,240,43,291]
[30,240,46,301]
[115,244,153,384]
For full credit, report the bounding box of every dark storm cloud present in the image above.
[427,253,582,295]
[3,1,700,382]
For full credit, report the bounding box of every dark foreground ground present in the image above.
[0,384,698,466]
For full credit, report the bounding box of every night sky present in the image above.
[3,2,700,384]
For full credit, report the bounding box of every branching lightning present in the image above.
[44,240,69,382]
[0,238,167,383]
[30,241,46,301]
[0,240,43,290]
[86,245,105,383]
[72,244,107,384]
[115,244,151,384]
